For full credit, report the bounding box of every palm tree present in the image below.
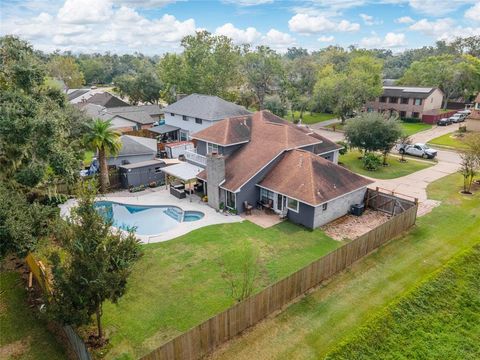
[84,119,121,193]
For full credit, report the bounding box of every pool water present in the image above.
[94,201,204,236]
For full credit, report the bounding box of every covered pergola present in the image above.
[148,124,180,142]
[162,162,204,201]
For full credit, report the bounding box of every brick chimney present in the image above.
[206,153,225,210]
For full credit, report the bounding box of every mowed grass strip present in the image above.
[339,150,433,179]
[428,132,470,150]
[209,174,480,360]
[400,122,432,136]
[0,271,67,360]
[101,221,341,359]
[286,111,336,124]
[326,244,480,360]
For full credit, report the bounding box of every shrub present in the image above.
[337,141,348,155]
[362,153,382,171]
[401,117,422,123]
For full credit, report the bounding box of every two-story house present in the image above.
[167,110,372,229]
[162,94,251,141]
[366,86,444,120]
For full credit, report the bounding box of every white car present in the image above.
[396,143,437,159]
[448,114,463,123]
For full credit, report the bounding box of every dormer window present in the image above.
[207,142,219,155]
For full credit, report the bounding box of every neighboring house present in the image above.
[81,103,162,132]
[83,92,130,108]
[107,135,157,167]
[366,86,444,121]
[176,110,370,229]
[163,94,251,141]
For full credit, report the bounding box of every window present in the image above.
[322,203,328,211]
[154,167,162,173]
[399,111,406,118]
[414,98,422,106]
[226,191,236,209]
[260,188,274,204]
[379,96,387,103]
[287,198,299,212]
[170,113,175,116]
[401,97,409,104]
[207,142,219,154]
[180,131,188,141]
[182,115,188,121]
[389,97,398,104]
[195,118,202,124]
[412,112,419,118]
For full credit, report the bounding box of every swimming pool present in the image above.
[94,201,204,236]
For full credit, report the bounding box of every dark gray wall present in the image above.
[196,140,243,157]
[120,163,166,188]
[234,154,284,213]
[287,202,315,229]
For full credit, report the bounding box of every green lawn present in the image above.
[400,122,432,136]
[101,221,341,359]
[339,150,434,179]
[210,174,480,360]
[0,271,67,360]
[327,244,480,359]
[287,111,336,124]
[428,132,470,150]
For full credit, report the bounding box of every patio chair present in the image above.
[264,199,274,213]
[244,201,253,215]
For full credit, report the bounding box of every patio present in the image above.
[240,208,285,228]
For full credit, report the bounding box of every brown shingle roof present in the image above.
[259,150,373,206]
[198,111,329,191]
[191,115,252,145]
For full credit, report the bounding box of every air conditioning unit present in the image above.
[350,204,365,216]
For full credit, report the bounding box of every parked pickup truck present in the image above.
[396,143,437,159]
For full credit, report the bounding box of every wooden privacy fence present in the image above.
[365,187,418,216]
[142,201,418,360]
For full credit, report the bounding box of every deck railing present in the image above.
[184,150,206,166]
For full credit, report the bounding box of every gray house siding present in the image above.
[312,187,367,228]
[107,153,156,167]
[234,155,284,213]
[195,140,243,157]
[287,202,315,229]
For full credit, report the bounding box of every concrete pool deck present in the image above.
[60,187,243,244]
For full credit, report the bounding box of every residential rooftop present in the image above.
[163,93,251,121]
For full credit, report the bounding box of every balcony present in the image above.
[184,150,206,167]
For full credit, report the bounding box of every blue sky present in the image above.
[1,0,479,54]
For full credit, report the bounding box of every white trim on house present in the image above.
[189,137,250,147]
[286,197,299,213]
[256,184,370,208]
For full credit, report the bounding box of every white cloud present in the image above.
[1,1,197,54]
[465,3,480,22]
[408,0,476,17]
[360,32,407,48]
[215,24,295,51]
[318,35,335,42]
[360,13,374,25]
[222,0,273,6]
[409,18,480,40]
[395,16,414,24]
[288,13,360,34]
[58,0,113,24]
[215,23,261,44]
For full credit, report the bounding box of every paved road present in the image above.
[314,125,462,210]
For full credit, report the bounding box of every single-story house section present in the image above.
[163,93,251,141]
[119,159,167,188]
[107,135,157,167]
[83,92,130,108]
[257,150,373,228]
[175,110,370,229]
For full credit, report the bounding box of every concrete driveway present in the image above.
[313,125,462,214]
